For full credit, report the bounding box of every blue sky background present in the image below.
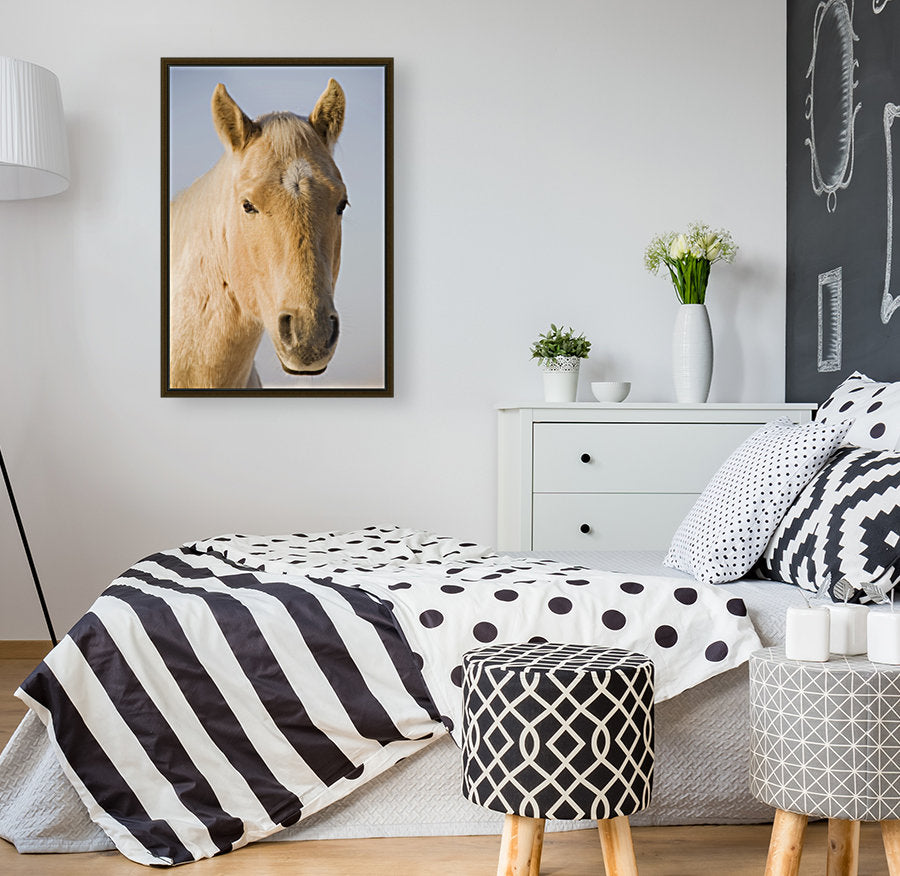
[168,63,386,389]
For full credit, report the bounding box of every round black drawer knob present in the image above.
[580,523,591,534]
[580,453,591,463]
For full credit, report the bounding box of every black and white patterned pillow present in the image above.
[757,447,900,602]
[817,371,900,451]
[664,417,850,585]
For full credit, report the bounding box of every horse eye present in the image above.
[337,198,349,216]
[242,200,258,214]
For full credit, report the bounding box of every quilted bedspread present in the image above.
[16,527,761,865]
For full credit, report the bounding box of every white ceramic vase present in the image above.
[672,303,713,403]
[541,356,581,402]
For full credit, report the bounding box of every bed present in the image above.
[0,538,790,862]
[2,372,899,866]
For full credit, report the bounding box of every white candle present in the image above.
[785,606,830,662]
[868,610,900,664]
[828,604,869,655]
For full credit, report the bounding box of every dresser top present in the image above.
[497,402,818,425]
[497,402,818,411]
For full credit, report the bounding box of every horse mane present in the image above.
[254,112,322,162]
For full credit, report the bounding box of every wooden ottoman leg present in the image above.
[497,813,544,876]
[765,809,808,876]
[826,819,859,876]
[882,820,900,876]
[597,815,639,876]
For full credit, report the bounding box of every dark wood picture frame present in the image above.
[161,57,393,397]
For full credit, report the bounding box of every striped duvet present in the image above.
[15,527,760,866]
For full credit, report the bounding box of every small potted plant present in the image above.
[530,323,592,402]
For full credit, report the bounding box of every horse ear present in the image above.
[211,83,258,152]
[308,79,345,152]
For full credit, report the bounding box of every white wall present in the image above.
[0,0,786,638]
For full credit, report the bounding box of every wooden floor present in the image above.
[0,643,893,874]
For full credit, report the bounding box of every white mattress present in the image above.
[0,551,801,852]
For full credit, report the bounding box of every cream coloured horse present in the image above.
[169,80,347,388]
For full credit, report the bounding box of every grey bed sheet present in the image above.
[0,551,800,853]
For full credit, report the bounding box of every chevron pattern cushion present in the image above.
[460,643,654,821]
[816,371,900,451]
[750,648,900,821]
[757,447,900,602]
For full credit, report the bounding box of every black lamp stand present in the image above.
[0,447,57,646]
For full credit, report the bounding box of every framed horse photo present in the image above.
[161,57,393,396]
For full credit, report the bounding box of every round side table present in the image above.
[750,647,900,876]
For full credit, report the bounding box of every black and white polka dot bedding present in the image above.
[16,527,760,866]
[188,526,762,744]
[191,525,498,570]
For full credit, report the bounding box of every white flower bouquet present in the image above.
[644,221,738,304]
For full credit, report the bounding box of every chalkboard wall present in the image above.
[787,0,900,402]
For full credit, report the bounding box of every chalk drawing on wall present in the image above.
[805,0,861,213]
[873,0,894,13]
[881,103,900,323]
[817,267,843,372]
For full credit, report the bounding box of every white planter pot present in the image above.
[540,357,581,402]
[672,304,713,403]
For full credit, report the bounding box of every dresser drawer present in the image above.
[532,422,757,494]
[532,493,697,551]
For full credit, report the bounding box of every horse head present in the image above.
[211,80,347,376]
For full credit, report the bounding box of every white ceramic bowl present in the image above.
[591,381,631,403]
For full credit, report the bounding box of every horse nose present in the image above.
[278,310,340,350]
[278,312,293,347]
[325,313,339,349]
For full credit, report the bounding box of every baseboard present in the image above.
[0,640,53,660]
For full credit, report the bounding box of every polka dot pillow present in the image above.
[816,371,900,451]
[664,417,851,584]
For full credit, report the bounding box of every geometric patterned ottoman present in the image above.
[749,647,900,876]
[461,642,654,876]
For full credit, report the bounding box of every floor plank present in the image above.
[0,657,37,740]
[0,646,892,874]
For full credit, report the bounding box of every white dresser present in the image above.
[497,403,817,551]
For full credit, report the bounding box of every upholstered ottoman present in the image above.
[461,642,655,876]
[750,647,900,876]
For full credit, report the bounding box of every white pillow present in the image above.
[816,371,900,451]
[664,417,851,584]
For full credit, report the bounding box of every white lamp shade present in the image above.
[0,57,69,200]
